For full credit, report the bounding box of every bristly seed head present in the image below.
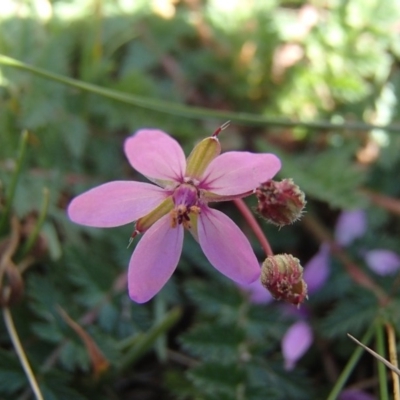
[255,178,306,227]
[261,254,308,307]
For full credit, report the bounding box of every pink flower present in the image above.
[364,249,400,275]
[68,129,281,303]
[334,210,367,247]
[281,320,313,370]
[303,243,330,293]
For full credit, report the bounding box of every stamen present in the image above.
[212,120,231,137]
[170,205,201,230]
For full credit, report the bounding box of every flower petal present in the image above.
[303,244,330,294]
[282,321,313,371]
[124,129,186,184]
[197,207,260,284]
[364,249,400,276]
[128,214,184,303]
[334,210,367,246]
[68,181,168,227]
[200,152,281,196]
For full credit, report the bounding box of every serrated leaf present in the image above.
[180,323,245,363]
[188,362,246,397]
[0,349,27,395]
[257,143,368,208]
[59,341,91,373]
[319,292,378,338]
[247,361,313,400]
[184,280,243,321]
[41,371,88,400]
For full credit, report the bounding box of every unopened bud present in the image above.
[261,254,308,306]
[255,179,306,226]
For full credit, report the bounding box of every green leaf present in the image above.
[0,349,27,395]
[188,362,246,397]
[184,280,243,322]
[40,371,89,400]
[319,292,378,338]
[258,144,368,209]
[180,323,245,364]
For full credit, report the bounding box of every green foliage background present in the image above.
[1,0,400,399]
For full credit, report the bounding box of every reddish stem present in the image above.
[233,198,274,257]
[361,188,400,216]
[302,214,389,305]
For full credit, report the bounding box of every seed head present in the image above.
[256,179,306,227]
[261,254,308,306]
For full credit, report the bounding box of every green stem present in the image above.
[1,54,400,132]
[2,306,44,400]
[376,322,389,400]
[0,131,29,234]
[118,307,181,371]
[19,188,50,258]
[326,324,375,400]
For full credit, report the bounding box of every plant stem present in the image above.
[2,306,44,400]
[386,323,400,400]
[302,214,388,304]
[376,322,389,400]
[361,188,400,216]
[1,54,400,132]
[233,198,273,257]
[0,131,29,234]
[326,324,375,400]
[20,188,50,258]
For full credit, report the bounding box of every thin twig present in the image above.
[347,333,400,377]
[386,323,400,400]
[361,188,400,216]
[302,214,388,304]
[2,305,44,400]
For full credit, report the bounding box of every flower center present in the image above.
[170,183,201,229]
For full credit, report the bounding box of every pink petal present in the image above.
[124,130,186,184]
[200,152,281,196]
[128,214,184,303]
[364,249,400,276]
[334,210,367,246]
[197,207,260,284]
[303,244,330,294]
[68,181,168,227]
[282,321,313,371]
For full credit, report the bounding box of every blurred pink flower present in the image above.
[68,129,281,303]
[334,210,367,247]
[281,320,313,370]
[303,243,330,294]
[304,209,400,294]
[364,249,400,275]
